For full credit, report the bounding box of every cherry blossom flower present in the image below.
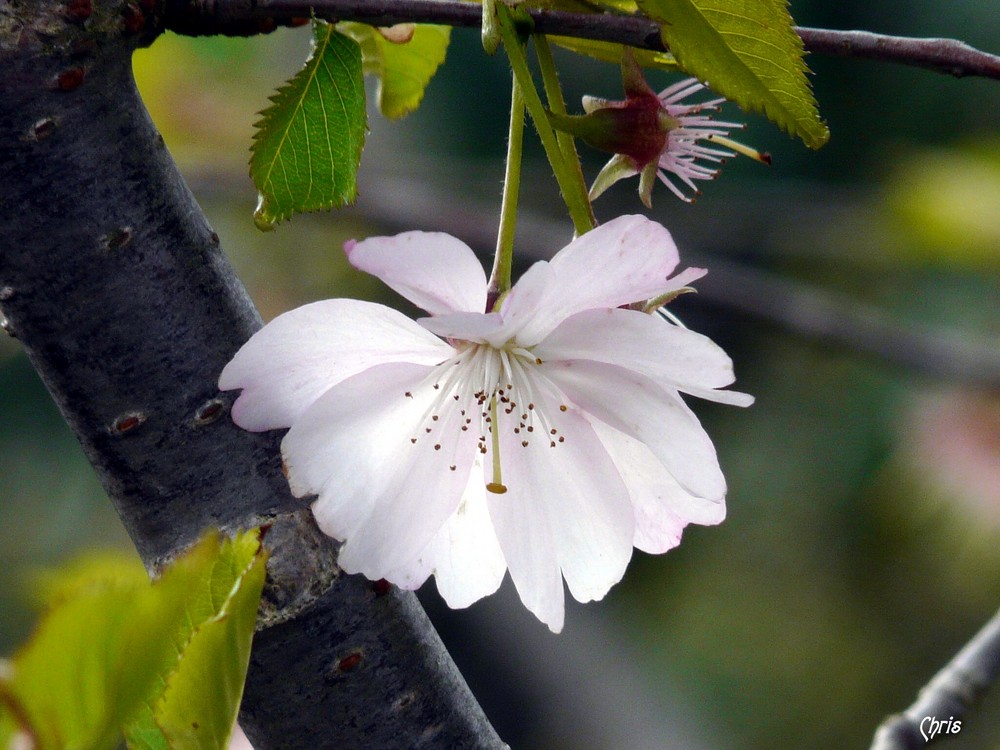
[550,52,770,207]
[219,215,752,632]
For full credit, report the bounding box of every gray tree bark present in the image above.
[0,2,504,747]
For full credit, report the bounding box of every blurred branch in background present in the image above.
[167,0,1000,80]
[325,164,1000,391]
[871,606,1000,749]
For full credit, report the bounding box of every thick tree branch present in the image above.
[165,0,1000,81]
[0,3,503,748]
[870,607,1000,749]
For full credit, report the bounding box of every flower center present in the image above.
[407,341,569,495]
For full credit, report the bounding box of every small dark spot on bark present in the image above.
[392,691,417,711]
[103,226,133,251]
[193,397,226,426]
[258,521,274,542]
[209,231,220,245]
[28,118,57,141]
[56,67,85,92]
[337,651,363,672]
[110,411,146,435]
[65,0,92,21]
[372,578,392,596]
[122,2,145,33]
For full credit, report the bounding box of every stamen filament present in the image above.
[486,395,507,494]
[705,134,773,165]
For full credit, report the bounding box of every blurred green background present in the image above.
[2,2,1000,748]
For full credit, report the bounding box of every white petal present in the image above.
[541,358,727,501]
[345,231,487,315]
[591,421,725,554]
[220,300,452,431]
[494,261,558,342]
[282,361,478,578]
[419,465,507,608]
[680,384,755,407]
[534,307,740,391]
[420,261,558,348]
[418,310,508,346]
[510,215,682,346]
[489,379,633,631]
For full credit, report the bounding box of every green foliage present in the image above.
[0,531,266,750]
[633,0,829,148]
[250,19,367,230]
[548,36,678,71]
[340,23,451,119]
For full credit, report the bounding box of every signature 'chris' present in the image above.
[219,215,752,632]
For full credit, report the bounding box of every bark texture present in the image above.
[0,1,504,747]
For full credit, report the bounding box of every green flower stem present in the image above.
[498,8,596,237]
[534,33,594,225]
[488,74,525,304]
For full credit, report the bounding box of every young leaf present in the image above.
[0,542,209,750]
[124,531,267,750]
[124,530,267,750]
[635,0,829,148]
[549,35,678,71]
[339,23,451,120]
[250,19,367,230]
[0,531,266,750]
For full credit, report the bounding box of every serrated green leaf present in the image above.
[153,543,265,750]
[549,35,678,70]
[125,530,266,750]
[339,23,451,119]
[635,0,829,148]
[0,531,266,750]
[0,543,207,750]
[250,19,367,230]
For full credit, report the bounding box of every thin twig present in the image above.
[167,0,1000,81]
[870,607,1000,749]
[797,27,1000,79]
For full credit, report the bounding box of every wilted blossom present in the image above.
[220,215,752,632]
[549,51,770,207]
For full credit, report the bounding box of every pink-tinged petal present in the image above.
[510,215,681,345]
[420,468,507,608]
[220,300,452,431]
[591,421,725,554]
[541,358,726,501]
[661,266,707,293]
[424,261,560,348]
[487,466,564,632]
[534,307,740,391]
[382,555,433,592]
[418,310,508,347]
[489,379,633,630]
[282,361,478,577]
[494,261,557,340]
[346,231,487,315]
[679,384,755,407]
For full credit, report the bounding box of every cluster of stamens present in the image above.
[404,342,571,495]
